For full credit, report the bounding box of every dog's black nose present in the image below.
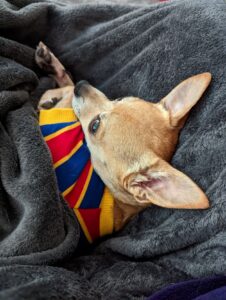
[75,80,89,96]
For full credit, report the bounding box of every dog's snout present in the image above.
[75,80,89,97]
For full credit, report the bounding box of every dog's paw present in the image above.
[35,42,55,74]
[35,41,74,87]
[38,97,62,110]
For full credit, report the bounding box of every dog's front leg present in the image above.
[35,42,74,88]
[35,42,75,110]
[38,86,74,110]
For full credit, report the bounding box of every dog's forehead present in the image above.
[100,98,174,161]
[108,98,159,125]
[103,102,152,146]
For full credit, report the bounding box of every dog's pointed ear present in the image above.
[159,73,211,126]
[124,159,209,209]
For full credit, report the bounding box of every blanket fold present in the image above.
[0,0,225,299]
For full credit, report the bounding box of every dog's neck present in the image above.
[114,199,143,231]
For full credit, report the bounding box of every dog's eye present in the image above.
[89,115,101,134]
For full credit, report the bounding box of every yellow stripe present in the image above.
[62,182,76,197]
[54,140,83,169]
[74,209,92,243]
[39,108,77,125]
[44,122,80,142]
[75,165,93,208]
[99,188,114,236]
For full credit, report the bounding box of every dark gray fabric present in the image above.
[0,0,225,299]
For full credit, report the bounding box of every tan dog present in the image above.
[36,42,211,231]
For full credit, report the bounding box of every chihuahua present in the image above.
[36,42,210,238]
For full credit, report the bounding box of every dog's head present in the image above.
[73,73,211,209]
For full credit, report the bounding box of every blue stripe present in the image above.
[79,170,105,209]
[40,122,75,137]
[55,144,90,192]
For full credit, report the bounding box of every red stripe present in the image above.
[64,160,92,208]
[46,126,84,164]
[78,208,100,241]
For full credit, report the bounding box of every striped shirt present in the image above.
[39,109,114,245]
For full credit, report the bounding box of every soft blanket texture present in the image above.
[0,0,225,299]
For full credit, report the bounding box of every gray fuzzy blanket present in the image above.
[0,0,226,299]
